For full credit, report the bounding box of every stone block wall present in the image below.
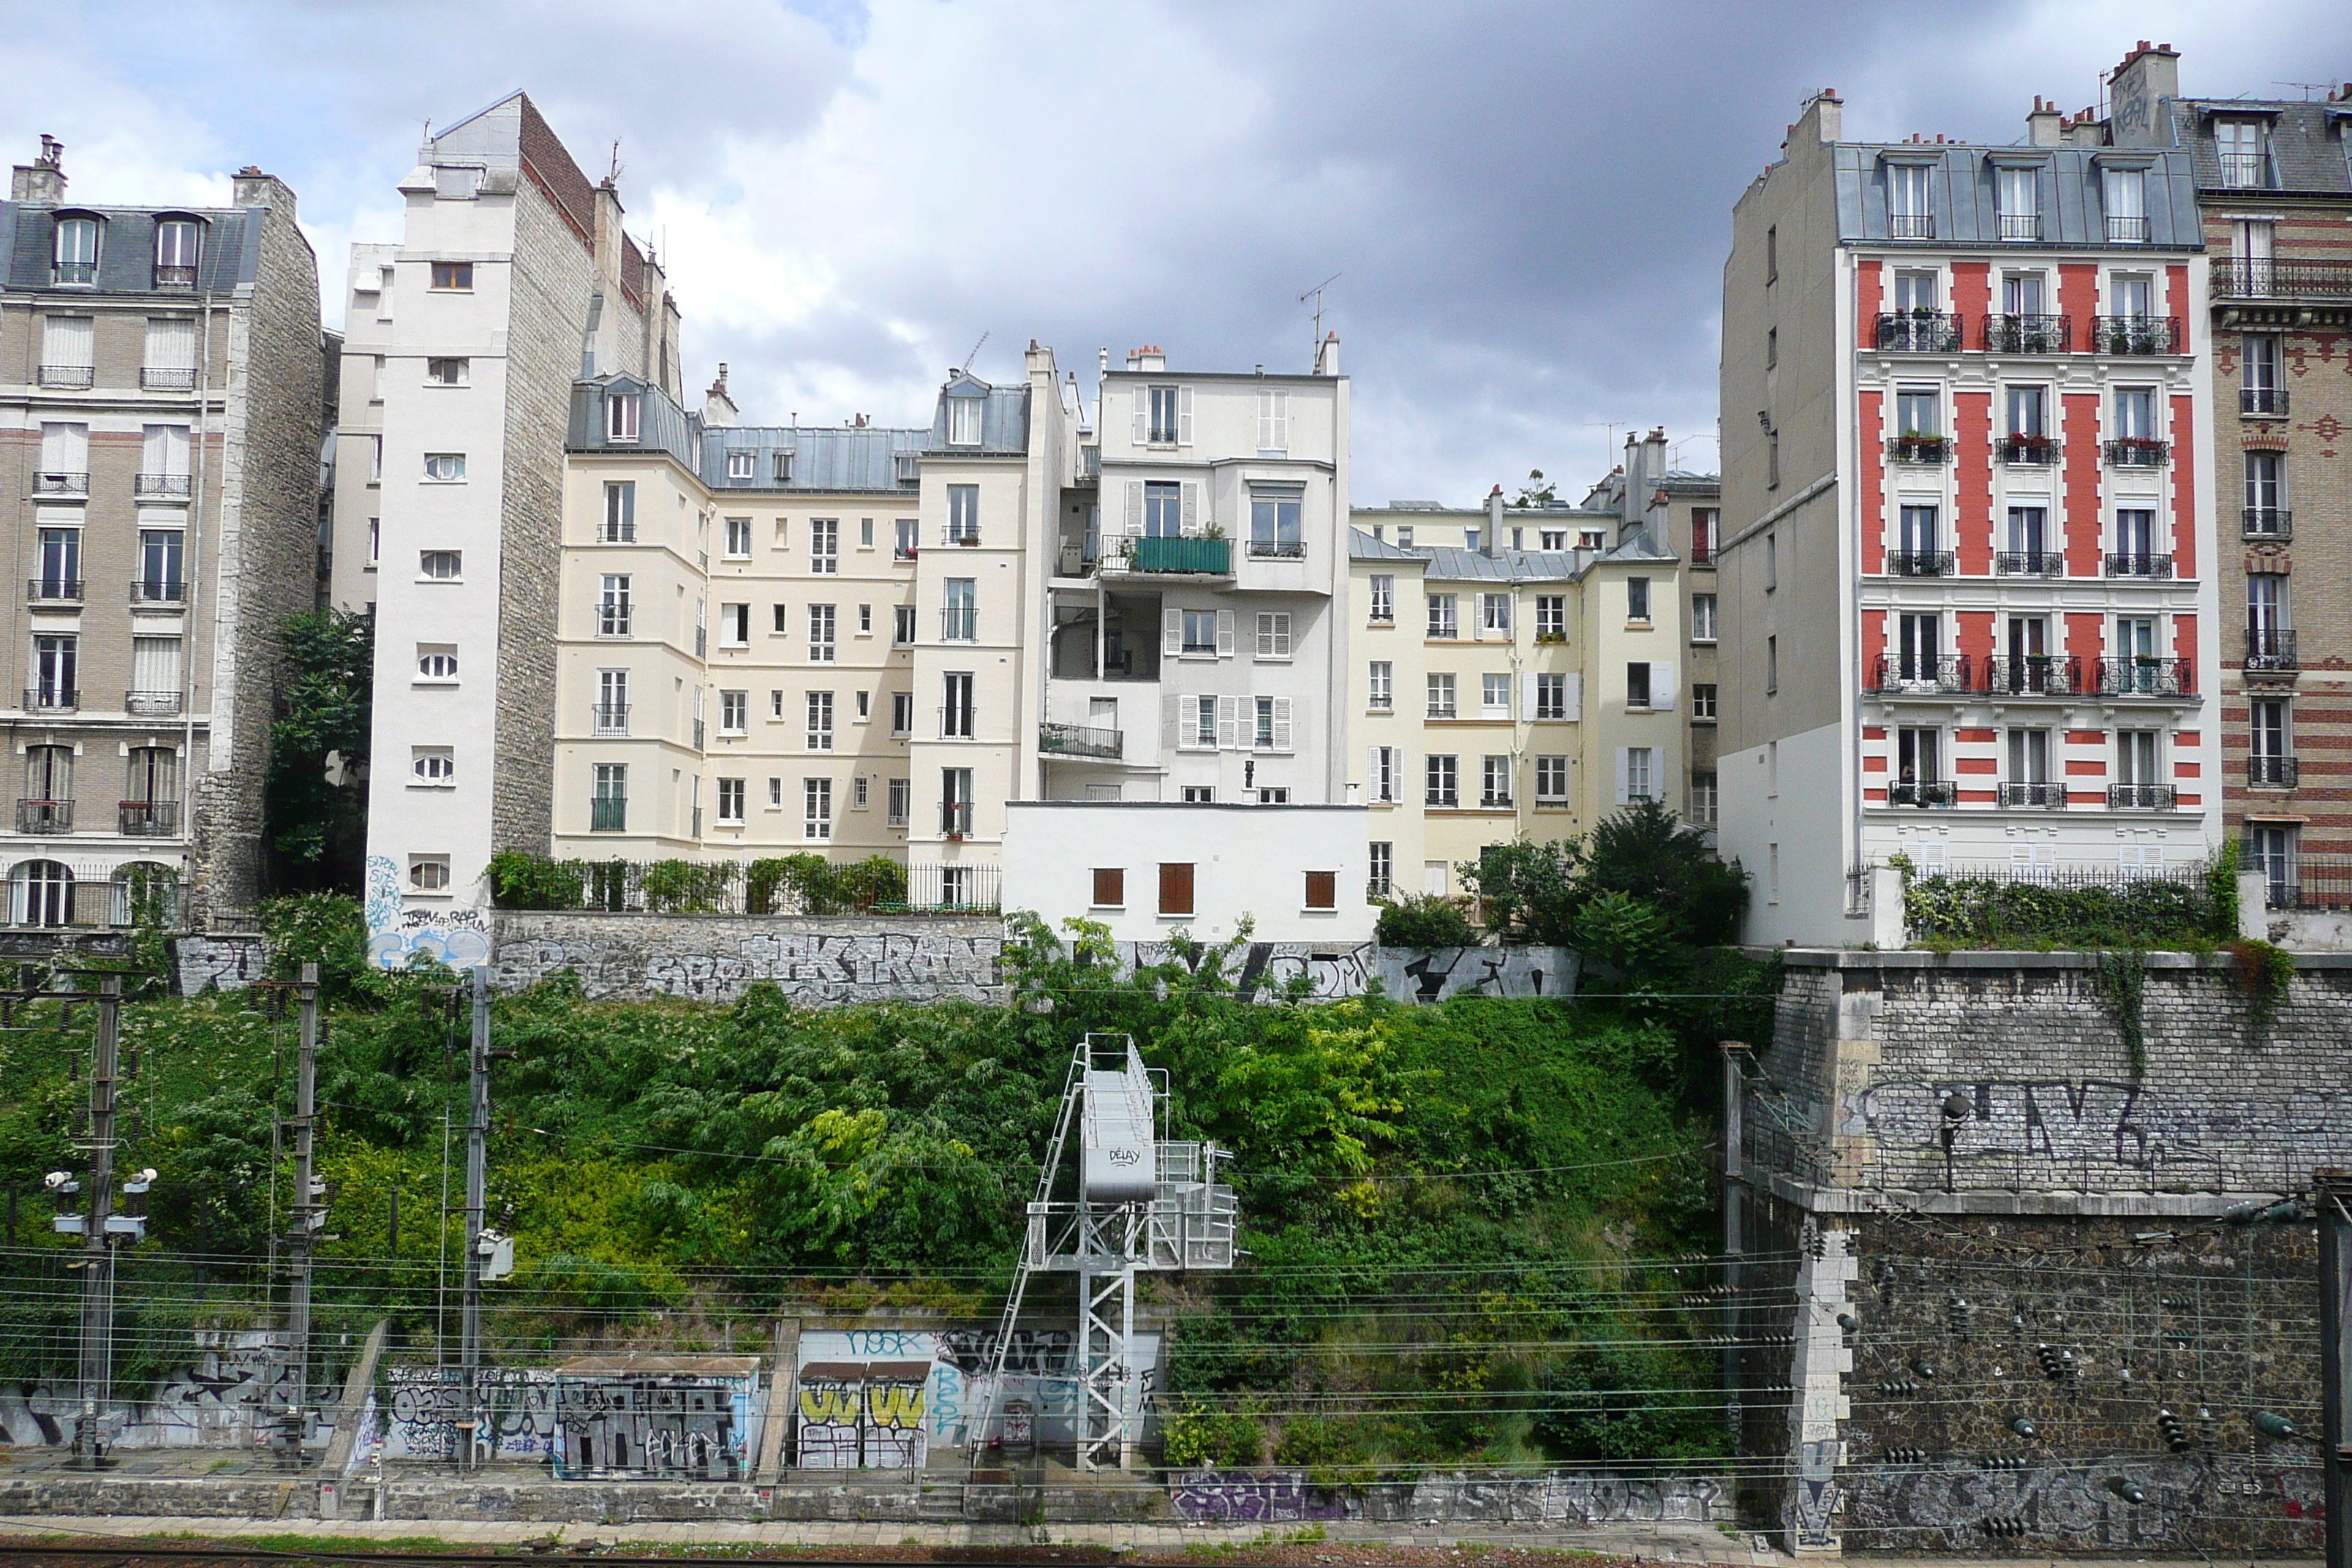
[490,912,1009,1005]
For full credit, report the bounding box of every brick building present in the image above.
[0,137,322,927]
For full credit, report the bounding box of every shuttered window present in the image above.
[1092,868,1125,908]
[1158,862,1194,916]
[1303,871,1336,911]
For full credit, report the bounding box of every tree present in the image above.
[1509,468,1558,509]
[1458,801,1749,951]
[1374,894,1477,948]
[264,608,373,893]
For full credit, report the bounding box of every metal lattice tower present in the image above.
[969,1033,1236,1471]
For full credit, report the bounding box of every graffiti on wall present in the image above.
[381,1366,559,1462]
[1843,1458,2326,1550]
[491,919,1006,1005]
[171,934,267,996]
[551,1362,757,1481]
[796,1327,1159,1457]
[1113,943,1578,1004]
[1168,1469,1732,1525]
[365,855,492,972]
[793,1360,927,1471]
[0,1332,290,1450]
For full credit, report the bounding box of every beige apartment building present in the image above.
[0,137,322,927]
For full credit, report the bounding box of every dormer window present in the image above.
[154,219,200,289]
[53,216,98,285]
[726,451,753,480]
[2102,167,2147,243]
[895,451,919,483]
[1886,162,1933,240]
[1994,167,2039,241]
[606,393,641,442]
[2215,119,2270,189]
[773,450,793,483]
[947,396,982,446]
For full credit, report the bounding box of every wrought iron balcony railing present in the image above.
[1871,654,1971,694]
[2106,216,2150,244]
[37,364,94,389]
[32,472,88,496]
[130,579,185,606]
[1886,435,1950,464]
[1997,212,2041,242]
[23,687,77,712]
[2215,258,2352,299]
[2216,153,2272,189]
[1987,655,2081,696]
[53,262,95,285]
[1888,213,1934,241]
[2104,438,2170,468]
[2245,628,2298,671]
[141,367,196,391]
[2104,552,2173,578]
[125,690,183,717]
[1245,539,1307,559]
[1999,783,2068,809]
[118,800,179,835]
[2241,387,2288,417]
[1997,550,2066,578]
[1875,312,1962,353]
[1039,721,1122,759]
[589,796,627,832]
[2243,506,2291,540]
[2095,657,2193,698]
[592,704,630,736]
[154,265,197,290]
[1999,435,2062,465]
[2107,783,2176,810]
[1885,550,1954,577]
[941,802,974,837]
[134,473,192,499]
[2090,315,2178,355]
[1887,780,1957,807]
[1985,314,2069,353]
[15,799,72,833]
[27,576,83,603]
[2247,755,2299,789]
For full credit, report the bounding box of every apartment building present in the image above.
[353,93,682,961]
[1718,85,2219,945]
[324,242,396,611]
[0,137,322,928]
[1346,492,1684,899]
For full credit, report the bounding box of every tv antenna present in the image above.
[1298,272,1341,365]
[1582,421,1627,474]
[960,331,990,376]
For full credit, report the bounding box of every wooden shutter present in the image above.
[1164,608,1182,655]
[1133,387,1148,443]
[1256,392,1273,451]
[1125,480,1142,532]
[1215,610,1235,656]
[1304,870,1335,910]
[1366,745,1382,802]
[1522,676,1540,722]
[1093,867,1125,907]
[1565,672,1583,722]
[1181,482,1199,533]
[1161,690,1180,742]
[1158,862,1194,915]
[1615,748,1632,804]
[1652,660,1677,711]
[1272,698,1294,752]
[1216,695,1240,750]
[1177,385,1194,445]
[1270,391,1288,450]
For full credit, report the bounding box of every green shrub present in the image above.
[641,859,736,913]
[487,849,585,911]
[1375,894,1478,948]
[1164,1399,1264,1467]
[258,893,370,990]
[1902,867,2225,949]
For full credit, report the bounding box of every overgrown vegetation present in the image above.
[2225,937,2294,1033]
[1372,894,1477,949]
[1896,853,2231,950]
[263,608,373,895]
[486,851,909,914]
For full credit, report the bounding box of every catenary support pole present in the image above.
[284,962,320,1461]
[2320,1167,2349,1568]
[1720,1041,1749,1442]
[460,965,490,1463]
[72,975,122,1470]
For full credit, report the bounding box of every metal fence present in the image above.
[491,856,1000,916]
[2265,853,2352,913]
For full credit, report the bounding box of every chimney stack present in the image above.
[232,165,296,222]
[1485,486,1504,558]
[2106,41,2179,147]
[12,135,65,204]
[2026,95,2064,147]
[704,362,739,429]
[1314,331,1341,377]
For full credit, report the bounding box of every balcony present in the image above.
[2246,628,2298,671]
[2241,387,2288,418]
[1039,720,1122,760]
[135,473,192,500]
[118,800,179,836]
[1885,550,1954,577]
[1987,655,2081,696]
[592,704,630,736]
[1886,435,1950,464]
[2106,216,2150,244]
[27,578,83,605]
[2243,507,2291,540]
[1245,538,1306,560]
[2104,552,2173,579]
[940,524,982,548]
[1875,312,1962,353]
[15,799,72,833]
[154,264,197,290]
[24,687,78,713]
[1997,550,2066,578]
[2248,755,2299,789]
[589,796,627,832]
[2096,657,2193,698]
[2215,258,2352,300]
[1888,213,1934,241]
[1481,791,1515,809]
[2107,783,2176,810]
[1998,782,2068,809]
[125,690,183,717]
[33,472,88,497]
[1984,314,2069,354]
[37,364,94,390]
[2104,438,2170,468]
[1102,535,1232,576]
[130,578,186,606]
[1871,655,1972,695]
[1888,780,1957,807]
[53,261,94,286]
[2089,316,2178,355]
[941,801,974,837]
[2217,153,2272,190]
[1998,435,2062,466]
[141,367,196,391]
[1997,212,2041,242]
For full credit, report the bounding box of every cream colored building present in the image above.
[1347,494,1684,899]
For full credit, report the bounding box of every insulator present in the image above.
[1837,1312,1860,1332]
[2156,1409,2189,1452]
[1980,1516,2029,1537]
[2253,1410,2299,1441]
[1880,1447,1929,1464]
[2106,1477,2145,1504]
[2011,1417,2038,1439]
[1909,1358,1937,1380]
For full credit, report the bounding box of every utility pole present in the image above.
[280,963,322,1464]
[72,975,123,1470]
[460,965,490,1463]
[1720,1041,1750,1444]
[2321,1167,2350,1568]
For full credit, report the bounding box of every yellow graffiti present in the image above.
[866,1380,926,1430]
[799,1382,859,1425]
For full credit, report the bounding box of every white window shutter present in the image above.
[1366,745,1381,800]
[1218,695,1239,750]
[1177,385,1194,445]
[1653,660,1677,711]
[1162,691,1180,742]
[1215,609,1235,656]
[1163,607,1182,655]
[1616,747,1632,805]
[1126,480,1143,533]
[1273,698,1294,753]
[1523,678,1540,723]
[1273,391,1288,450]
[1134,388,1148,443]
[1181,482,1199,533]
[1566,672,1584,722]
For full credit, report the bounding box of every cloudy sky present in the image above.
[5,2,2344,502]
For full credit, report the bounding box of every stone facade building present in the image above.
[0,136,321,927]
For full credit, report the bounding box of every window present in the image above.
[1368,745,1398,803]
[809,604,837,661]
[1766,635,1778,693]
[1182,785,1216,803]
[942,672,975,737]
[53,216,97,284]
[947,395,983,446]
[806,691,834,750]
[1464,530,1479,553]
[1252,696,1293,751]
[409,855,452,892]
[1482,674,1510,717]
[1765,532,1777,589]
[723,516,751,557]
[1692,682,1718,720]
[859,518,874,549]
[1541,529,1566,551]
[146,217,200,289]
[595,669,627,733]
[1147,385,1184,445]
[2117,728,2160,785]
[1304,870,1337,911]
[1536,672,1568,720]
[1898,504,1940,562]
[1536,755,1569,802]
[1691,593,1717,642]
[591,764,627,832]
[597,573,630,633]
[1255,612,1292,659]
[2114,385,2156,441]
[893,603,916,644]
[2216,118,2270,188]
[367,519,379,566]
[427,356,468,386]
[1368,574,1394,622]
[1481,592,1512,634]
[1187,695,1218,749]
[892,691,913,735]
[1896,727,1940,794]
[1481,755,1513,807]
[2102,165,2146,242]
[429,261,473,291]
[1995,164,2040,240]
[1158,861,1195,915]
[895,519,919,559]
[1624,747,1654,802]
[1896,387,1940,440]
[1766,326,1778,367]
[857,605,872,636]
[943,579,976,641]
[1180,608,1217,655]
[2005,385,2047,441]
[1888,162,1931,237]
[1689,772,1718,826]
[2250,698,2291,783]
[887,777,911,825]
[717,778,745,823]
[1249,488,1303,556]
[1256,788,1289,804]
[2245,451,2286,533]
[1395,525,1414,546]
[718,690,747,734]
[423,453,464,481]
[129,632,179,699]
[1627,663,1652,709]
[947,485,980,543]
[717,603,748,646]
[1368,661,1392,710]
[34,528,78,598]
[792,516,834,574]
[2008,726,2051,789]
[1368,842,1394,897]
[1256,388,1290,452]
[1535,595,1565,639]
[1093,867,1126,908]
[1426,594,1458,638]
[423,550,464,581]
[39,315,93,388]
[1427,673,1457,719]
[1425,754,1459,807]
[599,482,636,541]
[419,645,459,681]
[1144,481,1183,538]
[726,451,754,480]
[1765,224,1778,280]
[804,777,832,840]
[143,316,196,388]
[1691,508,1717,564]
